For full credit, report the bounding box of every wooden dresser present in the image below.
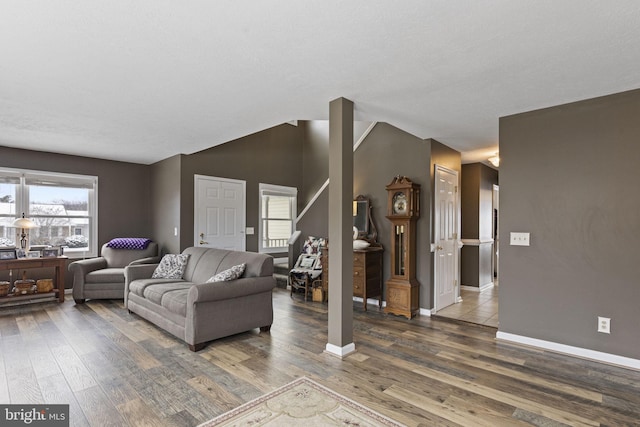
[321,245,383,311]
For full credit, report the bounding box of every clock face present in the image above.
[392,192,408,215]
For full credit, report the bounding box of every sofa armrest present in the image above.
[124,263,159,285]
[188,276,275,304]
[124,263,159,307]
[128,256,162,266]
[68,257,108,276]
[69,257,108,302]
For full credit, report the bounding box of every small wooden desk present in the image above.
[0,256,68,303]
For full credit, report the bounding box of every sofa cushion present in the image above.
[129,278,186,298]
[206,263,245,283]
[143,282,193,306]
[152,254,190,279]
[161,289,190,317]
[86,268,125,284]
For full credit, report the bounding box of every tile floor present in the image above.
[434,284,499,328]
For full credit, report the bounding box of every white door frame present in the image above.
[194,174,246,251]
[433,164,461,312]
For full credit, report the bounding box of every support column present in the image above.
[326,97,355,358]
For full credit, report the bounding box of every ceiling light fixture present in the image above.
[488,153,500,167]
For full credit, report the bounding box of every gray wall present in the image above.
[150,154,182,255]
[179,123,304,253]
[499,88,640,360]
[0,146,152,287]
[300,120,374,207]
[461,163,498,288]
[297,123,461,310]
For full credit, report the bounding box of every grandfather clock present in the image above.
[385,176,420,319]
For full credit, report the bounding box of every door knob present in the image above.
[199,240,209,245]
[436,246,443,251]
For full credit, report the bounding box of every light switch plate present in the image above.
[510,232,530,246]
[246,227,255,235]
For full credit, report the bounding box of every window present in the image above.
[0,168,98,257]
[259,184,297,253]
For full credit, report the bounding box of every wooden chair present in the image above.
[289,254,321,300]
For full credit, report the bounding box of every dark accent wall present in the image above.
[499,88,640,360]
[178,124,304,253]
[300,120,374,208]
[461,163,498,288]
[357,125,434,308]
[0,146,152,287]
[301,121,329,208]
[297,123,461,309]
[150,155,182,255]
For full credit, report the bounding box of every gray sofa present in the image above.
[124,246,275,351]
[69,242,160,303]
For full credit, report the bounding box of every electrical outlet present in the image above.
[510,232,530,246]
[597,316,611,334]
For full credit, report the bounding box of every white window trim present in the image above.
[0,167,98,258]
[259,183,297,254]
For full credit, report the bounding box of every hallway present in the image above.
[434,285,498,328]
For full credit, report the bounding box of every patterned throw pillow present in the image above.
[151,254,190,279]
[206,263,246,283]
[302,236,326,255]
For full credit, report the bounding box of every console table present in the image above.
[0,256,68,303]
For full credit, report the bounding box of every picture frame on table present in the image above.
[42,248,60,258]
[26,251,41,259]
[0,248,17,260]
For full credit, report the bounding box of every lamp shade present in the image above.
[12,214,39,229]
[13,218,38,229]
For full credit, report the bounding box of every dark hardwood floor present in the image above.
[1,288,639,426]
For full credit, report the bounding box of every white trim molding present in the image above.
[461,282,494,293]
[352,296,386,308]
[325,342,356,359]
[496,331,640,371]
[461,238,494,246]
[296,122,378,224]
[352,122,378,151]
[419,307,432,317]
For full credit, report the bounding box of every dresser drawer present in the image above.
[353,253,364,267]
[353,277,365,296]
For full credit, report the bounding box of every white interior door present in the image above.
[194,175,246,251]
[434,165,459,311]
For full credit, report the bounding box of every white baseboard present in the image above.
[496,331,640,371]
[461,282,494,293]
[325,342,356,358]
[419,307,432,316]
[352,296,386,308]
[350,297,431,317]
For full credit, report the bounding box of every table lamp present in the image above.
[12,213,39,250]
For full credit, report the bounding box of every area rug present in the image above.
[198,376,406,426]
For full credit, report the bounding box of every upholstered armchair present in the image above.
[69,239,159,304]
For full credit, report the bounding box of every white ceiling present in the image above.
[1,1,640,165]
